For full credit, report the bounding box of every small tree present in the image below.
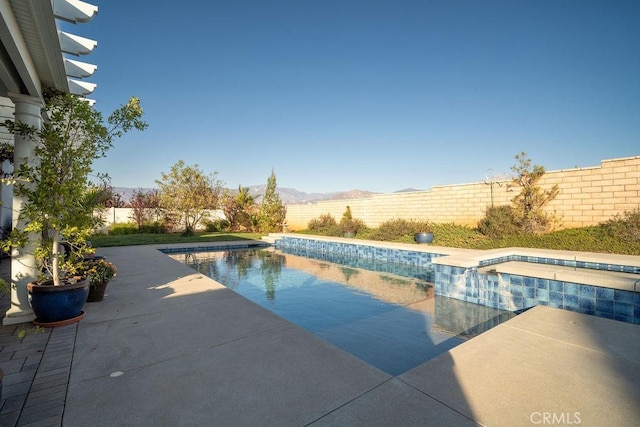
[509,152,559,234]
[258,170,286,233]
[339,206,364,236]
[1,89,147,285]
[101,184,126,208]
[156,161,223,236]
[129,188,153,229]
[221,185,256,231]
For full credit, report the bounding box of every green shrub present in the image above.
[108,223,139,235]
[367,218,433,242]
[601,209,640,243]
[339,206,364,235]
[431,223,487,247]
[307,214,341,236]
[368,218,411,241]
[204,219,231,232]
[477,205,520,239]
[139,221,168,234]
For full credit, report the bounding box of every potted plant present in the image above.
[413,220,434,244]
[1,89,146,325]
[83,258,117,302]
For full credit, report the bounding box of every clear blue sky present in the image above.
[76,0,639,194]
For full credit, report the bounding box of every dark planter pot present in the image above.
[87,281,109,302]
[414,232,434,244]
[27,278,90,324]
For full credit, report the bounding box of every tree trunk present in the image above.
[52,230,61,286]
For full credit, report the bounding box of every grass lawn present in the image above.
[90,232,265,247]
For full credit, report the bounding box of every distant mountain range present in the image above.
[113,186,423,205]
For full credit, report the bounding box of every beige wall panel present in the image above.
[285,157,640,230]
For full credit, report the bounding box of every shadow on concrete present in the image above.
[63,244,480,425]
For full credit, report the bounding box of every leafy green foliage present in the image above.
[508,152,560,234]
[307,214,341,236]
[477,205,520,239]
[204,219,231,232]
[601,209,640,243]
[1,89,147,285]
[129,188,161,228]
[221,186,257,231]
[108,223,139,235]
[339,206,364,235]
[298,217,640,255]
[80,259,117,286]
[364,218,432,242]
[258,170,286,233]
[109,221,167,235]
[156,160,223,236]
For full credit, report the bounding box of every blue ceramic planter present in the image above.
[414,232,434,244]
[27,279,90,323]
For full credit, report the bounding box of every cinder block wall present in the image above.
[285,156,640,230]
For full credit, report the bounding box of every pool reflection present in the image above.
[172,248,513,375]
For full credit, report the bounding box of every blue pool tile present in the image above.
[523,277,535,288]
[614,290,634,304]
[549,291,563,308]
[512,296,524,309]
[498,281,510,293]
[498,293,510,304]
[523,286,535,299]
[488,291,498,303]
[596,299,614,314]
[579,297,596,311]
[510,276,523,286]
[536,288,549,302]
[614,315,633,323]
[536,279,549,290]
[564,283,579,297]
[549,281,564,293]
[596,311,614,320]
[596,287,614,301]
[564,294,579,309]
[614,302,633,317]
[579,285,595,298]
[511,284,523,296]
[524,298,538,308]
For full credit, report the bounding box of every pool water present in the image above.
[170,247,514,375]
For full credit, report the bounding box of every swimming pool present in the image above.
[170,246,514,375]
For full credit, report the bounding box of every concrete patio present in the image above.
[1,242,639,426]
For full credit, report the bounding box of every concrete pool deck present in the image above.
[1,242,640,426]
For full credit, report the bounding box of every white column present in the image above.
[3,93,43,325]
